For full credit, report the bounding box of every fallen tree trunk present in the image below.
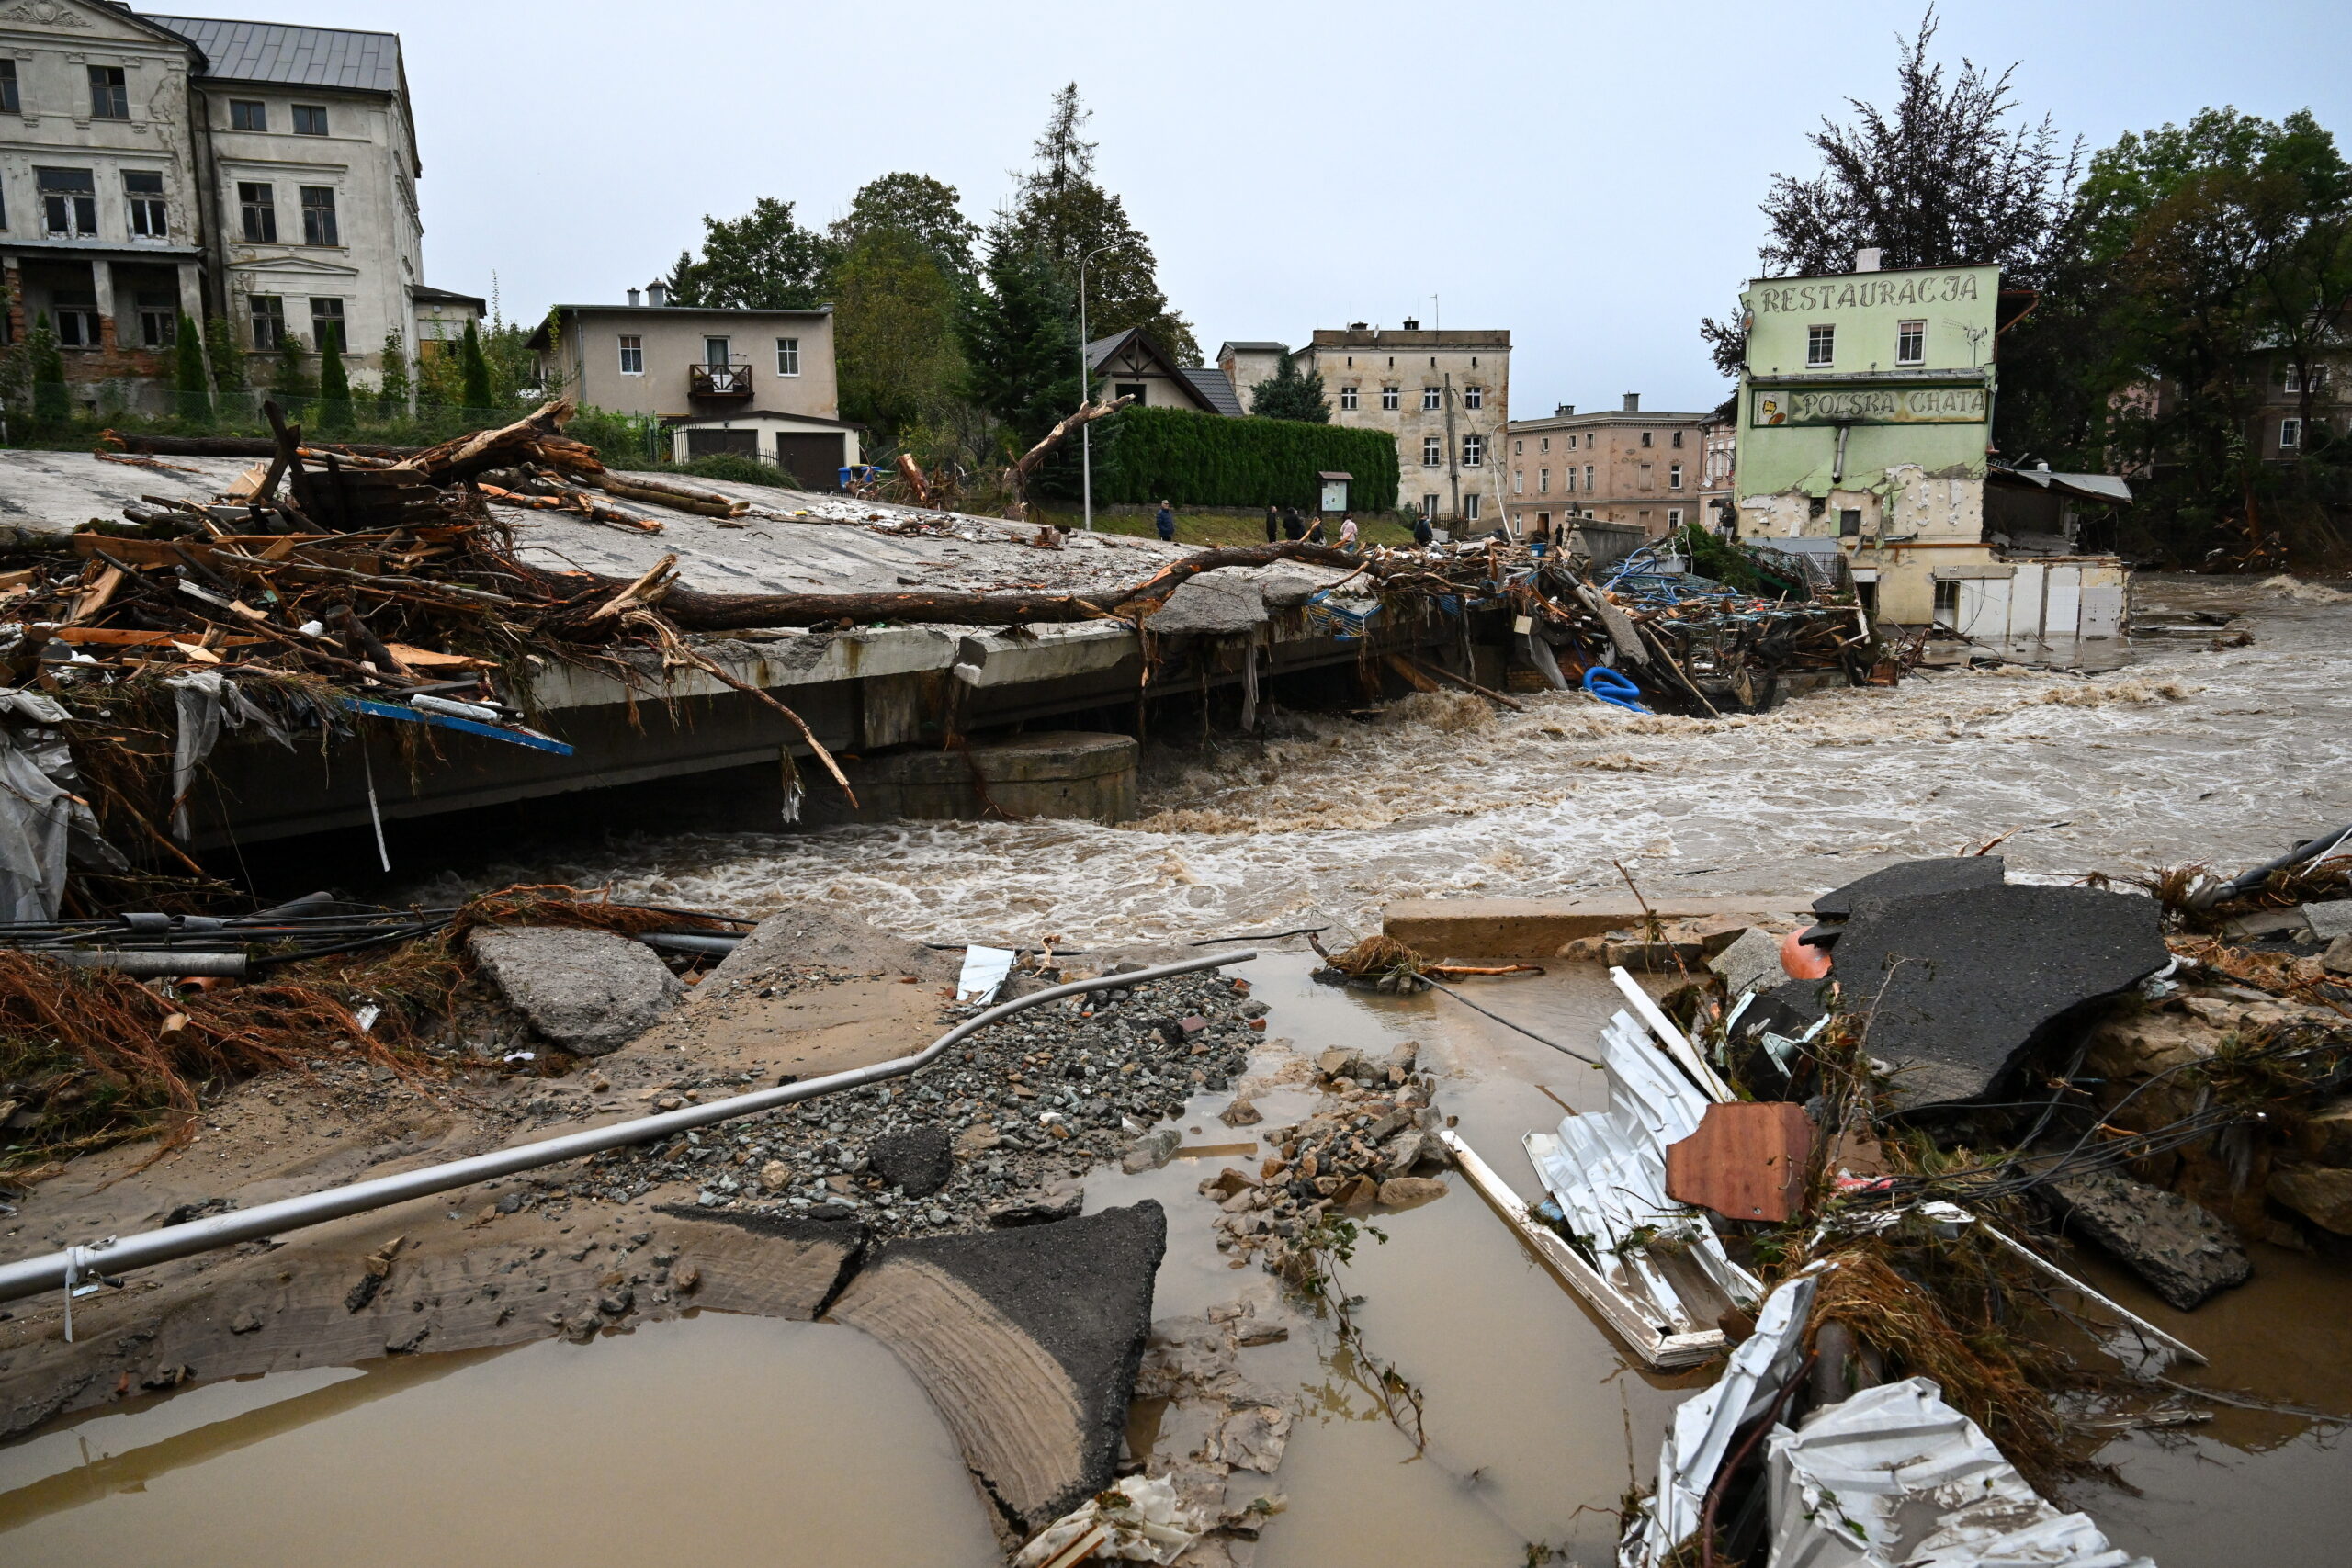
[526,541,1377,631]
[392,399,603,483]
[588,471,744,517]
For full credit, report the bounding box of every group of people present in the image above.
[1260,504,1361,550]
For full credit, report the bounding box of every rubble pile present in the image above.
[1203,1042,1452,1275]
[578,968,1265,1237]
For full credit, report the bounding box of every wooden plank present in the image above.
[1440,1129,1727,1371]
[50,627,266,648]
[1665,1101,1816,1223]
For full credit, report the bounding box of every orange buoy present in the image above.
[1781,927,1832,980]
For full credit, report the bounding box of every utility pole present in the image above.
[1442,370,1461,525]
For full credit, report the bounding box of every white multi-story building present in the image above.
[0,3,468,412]
[1294,321,1510,526]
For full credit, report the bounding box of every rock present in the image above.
[1258,571,1321,609]
[1829,885,2170,1112]
[228,1309,263,1335]
[757,1159,791,1193]
[1146,574,1268,636]
[1211,1404,1294,1472]
[1812,856,2007,919]
[1123,1127,1181,1174]
[1236,1322,1288,1347]
[466,926,684,1056]
[870,1124,955,1197]
[385,1324,431,1354]
[1202,1168,1256,1200]
[2042,1168,2250,1311]
[2325,933,2352,977]
[829,1201,1169,1534]
[1380,1129,1430,1177]
[1219,1098,1261,1128]
[2302,899,2352,942]
[2084,1010,2221,1079]
[1377,1176,1447,1208]
[956,1122,1002,1155]
[2268,1166,2352,1235]
[991,1179,1086,1229]
[1709,926,1787,1000]
[2297,1098,2352,1168]
[1335,1174,1379,1211]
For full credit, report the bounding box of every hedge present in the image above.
[1085,405,1399,512]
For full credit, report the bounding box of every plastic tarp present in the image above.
[165,671,291,839]
[0,691,127,920]
[1623,1267,1825,1567]
[1765,1377,2154,1568]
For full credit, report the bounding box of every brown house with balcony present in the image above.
[529,282,858,487]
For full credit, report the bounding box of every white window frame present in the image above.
[775,336,800,376]
[1462,434,1485,468]
[1421,436,1442,467]
[617,334,643,375]
[1896,319,1925,366]
[1807,323,1835,367]
[1538,468,1550,494]
[1512,469,1523,494]
[1464,493,1481,522]
[1381,384,1399,411]
[1668,463,1684,490]
[1584,464,1595,490]
[124,171,167,238]
[1464,384,1483,411]
[2280,416,2302,451]
[1339,384,1359,411]
[1668,508,1683,527]
[1421,386,1442,411]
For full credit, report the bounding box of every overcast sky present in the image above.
[299,0,2347,416]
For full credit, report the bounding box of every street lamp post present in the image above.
[1078,244,1114,531]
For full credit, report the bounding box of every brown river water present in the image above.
[4,575,2350,1564]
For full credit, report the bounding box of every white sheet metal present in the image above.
[1765,1377,2154,1568]
[1623,1268,1825,1568]
[956,944,1017,1004]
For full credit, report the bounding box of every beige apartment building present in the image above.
[1295,321,1510,526]
[0,4,454,412]
[1504,394,1709,541]
[1698,412,1736,533]
[530,282,857,487]
[1215,339,1286,412]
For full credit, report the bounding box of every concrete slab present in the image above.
[1146,573,1268,635]
[1385,895,1810,964]
[1830,885,2169,1113]
[828,1201,1167,1535]
[1812,856,2007,919]
[2038,1170,2249,1312]
[468,926,684,1055]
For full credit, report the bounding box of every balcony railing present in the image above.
[688,363,753,399]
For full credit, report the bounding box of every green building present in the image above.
[1734,259,2003,626]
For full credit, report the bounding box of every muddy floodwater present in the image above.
[6,577,2351,1565]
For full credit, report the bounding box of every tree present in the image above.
[458,320,493,412]
[1013,84,1201,366]
[315,317,351,432]
[203,314,246,409]
[171,312,211,425]
[270,332,314,419]
[831,173,980,279]
[376,329,412,417]
[1702,9,2078,369]
[1249,355,1329,422]
[28,315,67,423]
[834,226,967,446]
[962,228,1081,452]
[672,197,833,310]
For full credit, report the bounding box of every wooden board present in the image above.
[1664,1101,1816,1224]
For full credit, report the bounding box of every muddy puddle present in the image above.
[5,954,2348,1563]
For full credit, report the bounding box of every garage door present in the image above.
[684,428,757,459]
[774,433,844,490]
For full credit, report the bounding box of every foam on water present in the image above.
[419,579,2352,944]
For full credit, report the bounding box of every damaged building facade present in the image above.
[1732,254,2129,649]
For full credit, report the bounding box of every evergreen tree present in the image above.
[171,312,211,425]
[315,318,351,432]
[28,314,68,423]
[962,229,1081,450]
[458,320,493,413]
[1013,84,1201,365]
[1249,355,1329,423]
[203,314,246,416]
[376,329,411,418]
[271,333,315,420]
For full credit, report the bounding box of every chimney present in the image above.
[1556,403,1575,417]
[646,280,670,308]
[1401,317,1420,332]
[1623,392,1640,413]
[1348,321,1369,332]
[1853,247,1883,273]
[626,287,641,308]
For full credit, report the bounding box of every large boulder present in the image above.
[468,926,683,1055]
[870,1124,955,1197]
[2267,1167,2352,1235]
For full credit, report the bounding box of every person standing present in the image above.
[1264,503,1281,544]
[1339,515,1360,551]
[1413,510,1434,548]
[1282,506,1305,541]
[1303,513,1327,544]
[1155,499,1175,543]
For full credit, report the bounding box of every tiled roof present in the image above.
[141,14,404,93]
[1180,367,1245,417]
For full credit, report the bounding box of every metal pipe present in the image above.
[635,931,743,956]
[47,950,248,978]
[0,950,1252,1306]
[2201,820,2352,906]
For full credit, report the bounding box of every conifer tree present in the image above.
[315,318,351,431]
[172,312,212,425]
[376,329,411,418]
[271,333,315,419]
[459,321,493,413]
[28,314,68,423]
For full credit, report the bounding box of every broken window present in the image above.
[1807,324,1835,367]
[617,335,643,374]
[231,98,267,131]
[136,288,176,348]
[38,168,97,237]
[775,337,799,375]
[1897,319,1925,365]
[1340,385,1358,411]
[51,289,101,348]
[1838,508,1862,536]
[1114,382,1146,404]
[293,104,329,136]
[249,294,286,350]
[299,186,338,246]
[1421,436,1442,467]
[125,171,166,237]
[88,65,129,120]
[1380,384,1399,411]
[238,182,277,243]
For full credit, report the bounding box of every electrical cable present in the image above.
[1421,976,1600,1066]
